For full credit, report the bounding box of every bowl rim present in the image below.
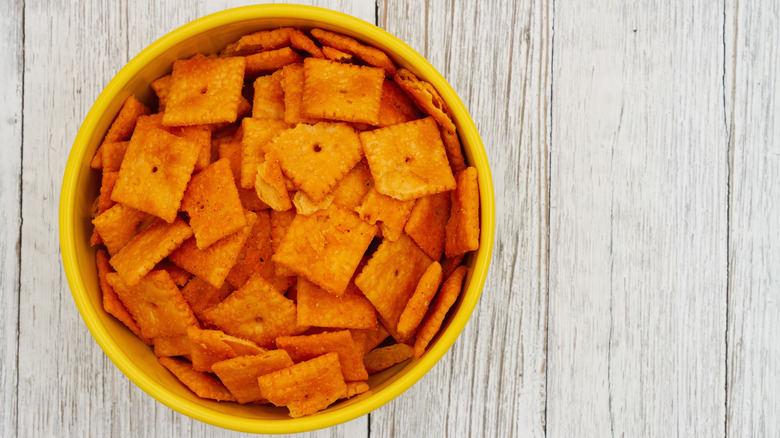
[60,4,495,434]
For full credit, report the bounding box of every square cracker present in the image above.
[96,249,147,342]
[159,356,235,401]
[111,124,201,222]
[270,209,297,277]
[253,70,285,120]
[221,27,294,57]
[211,350,294,404]
[92,203,153,256]
[180,276,233,324]
[330,159,373,210]
[290,29,324,58]
[394,68,456,132]
[267,122,363,202]
[106,270,197,339]
[360,117,456,201]
[91,95,151,168]
[301,58,384,125]
[169,210,256,289]
[404,191,451,260]
[134,113,211,171]
[163,56,246,126]
[444,167,480,258]
[282,63,320,125]
[152,335,191,357]
[241,118,291,188]
[414,265,467,358]
[377,79,422,127]
[276,330,368,382]
[109,217,193,286]
[256,352,347,418]
[187,326,264,373]
[181,158,247,249]
[245,47,304,76]
[396,261,443,338]
[255,151,293,211]
[355,187,414,241]
[322,46,353,62]
[217,139,270,211]
[201,274,302,348]
[310,29,396,76]
[354,234,432,337]
[363,343,414,374]
[101,141,130,172]
[297,277,377,330]
[272,205,377,295]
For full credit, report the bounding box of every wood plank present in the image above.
[547,1,728,436]
[725,0,780,435]
[375,0,551,436]
[17,1,373,436]
[0,0,23,437]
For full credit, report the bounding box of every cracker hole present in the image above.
[313,144,322,152]
[394,269,399,277]
[151,166,158,173]
[199,86,208,94]
[404,157,411,164]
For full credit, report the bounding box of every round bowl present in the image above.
[60,4,495,434]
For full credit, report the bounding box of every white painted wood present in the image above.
[0,0,23,437]
[725,0,780,436]
[17,1,373,437]
[548,1,728,436]
[375,0,551,436]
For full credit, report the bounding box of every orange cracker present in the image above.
[290,29,324,58]
[414,265,467,358]
[355,187,414,241]
[246,47,304,76]
[270,209,297,277]
[151,74,171,112]
[291,190,333,216]
[354,233,432,337]
[377,79,422,127]
[276,330,368,382]
[444,167,480,258]
[135,113,212,171]
[187,326,264,372]
[255,151,292,211]
[159,356,235,401]
[352,324,390,354]
[101,141,130,172]
[267,122,363,202]
[344,381,370,399]
[297,277,377,330]
[301,58,384,125]
[363,343,414,374]
[163,56,246,126]
[439,125,467,173]
[152,335,190,357]
[257,352,347,418]
[360,117,456,201]
[201,274,302,348]
[240,117,291,188]
[111,124,201,222]
[252,70,285,120]
[226,210,294,293]
[272,205,377,295]
[169,210,256,288]
[394,68,456,132]
[282,63,320,125]
[330,159,373,210]
[221,28,294,57]
[92,203,152,255]
[397,261,443,338]
[154,259,192,286]
[106,270,198,339]
[217,138,271,211]
[322,46,353,63]
[180,276,233,324]
[404,191,451,260]
[109,217,192,285]
[310,29,397,76]
[442,254,465,278]
[96,249,147,342]
[91,95,151,168]
[181,158,247,249]
[97,171,120,215]
[212,350,294,404]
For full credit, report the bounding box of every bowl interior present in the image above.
[61,4,494,434]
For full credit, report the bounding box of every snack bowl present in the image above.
[59,4,494,434]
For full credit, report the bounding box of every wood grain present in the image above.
[0,0,23,437]
[376,0,552,436]
[725,0,780,436]
[16,1,373,437]
[548,1,728,436]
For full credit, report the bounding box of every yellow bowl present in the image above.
[60,4,495,434]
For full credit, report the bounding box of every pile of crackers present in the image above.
[88,27,480,418]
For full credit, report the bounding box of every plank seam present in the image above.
[14,1,25,437]
[544,0,555,435]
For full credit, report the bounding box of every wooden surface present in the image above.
[2,0,778,437]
